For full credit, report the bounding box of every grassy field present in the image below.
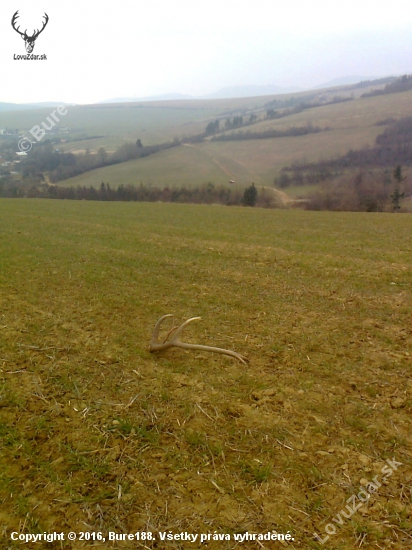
[218,89,412,139]
[58,144,232,188]
[0,103,222,149]
[57,127,385,189]
[56,125,385,189]
[2,86,412,194]
[58,90,412,190]
[0,199,411,549]
[0,95,280,151]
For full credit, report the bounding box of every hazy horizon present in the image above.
[1,0,411,104]
[0,76,397,107]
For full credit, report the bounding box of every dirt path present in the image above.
[255,185,293,206]
[183,143,234,179]
[274,187,304,205]
[210,157,233,179]
[184,144,306,205]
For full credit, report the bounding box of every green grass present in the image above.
[58,143,232,188]
[0,199,411,549]
[55,126,385,189]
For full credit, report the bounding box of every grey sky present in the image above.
[1,0,411,103]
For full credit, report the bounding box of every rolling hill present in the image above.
[57,88,412,189]
[2,77,412,199]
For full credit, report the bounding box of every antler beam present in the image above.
[149,315,249,365]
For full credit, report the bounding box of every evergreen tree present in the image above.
[243,183,258,206]
[391,165,405,212]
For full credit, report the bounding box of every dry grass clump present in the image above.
[0,200,411,549]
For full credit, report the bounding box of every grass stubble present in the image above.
[0,199,411,549]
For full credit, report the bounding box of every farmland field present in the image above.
[0,103,224,151]
[60,129,384,189]
[0,95,279,151]
[0,199,411,549]
[57,90,412,189]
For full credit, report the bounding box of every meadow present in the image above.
[0,96,274,151]
[57,89,412,189]
[0,199,411,549]
[2,83,412,196]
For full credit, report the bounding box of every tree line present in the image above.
[211,123,328,142]
[4,138,181,184]
[277,117,412,188]
[0,181,277,208]
[303,165,410,212]
[361,74,412,98]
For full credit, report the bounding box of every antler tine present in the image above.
[149,315,249,365]
[168,316,201,344]
[150,314,173,348]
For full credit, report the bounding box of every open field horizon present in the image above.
[0,199,411,548]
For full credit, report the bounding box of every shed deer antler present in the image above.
[149,315,248,365]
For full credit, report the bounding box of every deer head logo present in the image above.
[12,11,49,53]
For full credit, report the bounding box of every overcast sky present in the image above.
[1,0,411,104]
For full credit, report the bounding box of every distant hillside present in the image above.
[4,76,412,200]
[203,84,302,99]
[0,102,72,113]
[98,93,195,103]
[1,76,395,112]
[95,78,394,105]
[56,88,412,190]
[361,74,412,98]
[310,76,383,89]
[97,85,303,104]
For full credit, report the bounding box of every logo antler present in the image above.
[12,11,49,53]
